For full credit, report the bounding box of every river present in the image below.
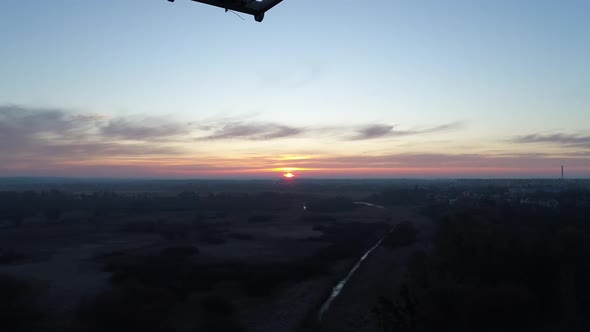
[317,202,389,321]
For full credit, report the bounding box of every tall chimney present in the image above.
[561,165,564,179]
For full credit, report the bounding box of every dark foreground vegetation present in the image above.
[374,182,590,332]
[0,180,390,332]
[0,274,47,332]
[1,179,590,331]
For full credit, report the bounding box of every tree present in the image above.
[44,208,62,223]
[0,275,46,332]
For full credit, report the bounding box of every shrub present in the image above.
[247,215,272,223]
[0,275,46,332]
[201,295,235,316]
[160,246,199,259]
[0,249,26,264]
[76,284,176,332]
[158,222,190,240]
[228,233,254,240]
[199,295,244,332]
[120,220,157,234]
[382,222,418,248]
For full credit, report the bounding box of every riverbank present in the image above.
[309,206,434,332]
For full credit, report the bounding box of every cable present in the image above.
[225,9,246,21]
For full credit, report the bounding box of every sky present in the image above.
[0,0,589,178]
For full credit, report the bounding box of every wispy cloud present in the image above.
[0,105,101,141]
[101,118,191,141]
[511,133,590,148]
[0,105,182,166]
[198,121,304,140]
[0,104,485,177]
[349,122,464,140]
[352,125,395,140]
[198,121,464,141]
[1,104,471,151]
[0,105,466,146]
[419,122,466,134]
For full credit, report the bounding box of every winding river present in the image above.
[317,202,388,321]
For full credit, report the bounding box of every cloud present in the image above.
[0,105,182,166]
[0,104,483,177]
[196,119,464,142]
[349,122,464,140]
[1,105,467,147]
[419,122,465,134]
[191,114,465,142]
[352,125,396,140]
[100,118,191,141]
[0,105,101,141]
[511,133,590,148]
[198,122,303,140]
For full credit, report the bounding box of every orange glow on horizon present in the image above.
[271,167,311,172]
[28,156,590,178]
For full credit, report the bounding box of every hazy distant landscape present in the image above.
[2,179,590,331]
[3,1,590,331]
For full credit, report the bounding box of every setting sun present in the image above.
[283,172,295,178]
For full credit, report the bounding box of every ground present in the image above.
[0,185,399,332]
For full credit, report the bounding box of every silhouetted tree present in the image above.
[0,275,46,332]
[43,208,62,222]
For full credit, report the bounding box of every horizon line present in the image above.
[0,176,588,181]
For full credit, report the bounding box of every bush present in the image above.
[199,295,244,332]
[201,295,235,316]
[160,246,199,259]
[0,249,26,264]
[0,275,46,332]
[120,220,157,234]
[303,214,337,223]
[157,221,190,240]
[382,222,418,248]
[202,236,226,245]
[197,222,226,244]
[228,233,254,240]
[248,215,272,223]
[377,203,590,332]
[44,208,62,222]
[305,197,356,213]
[76,284,176,332]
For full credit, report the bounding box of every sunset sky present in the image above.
[1,0,589,178]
